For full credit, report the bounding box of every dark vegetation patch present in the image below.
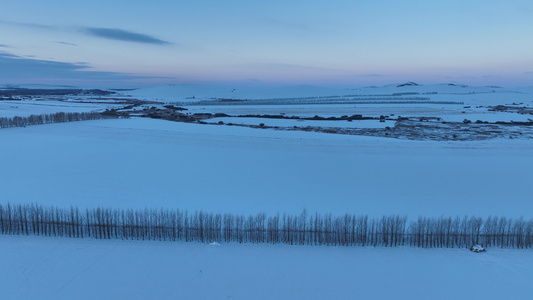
[135,108,533,141]
[234,113,373,121]
[488,105,533,115]
[0,111,125,129]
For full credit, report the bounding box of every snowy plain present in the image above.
[127,83,533,106]
[2,83,533,299]
[184,103,533,124]
[204,116,393,128]
[2,235,533,300]
[1,117,533,217]
[0,99,122,118]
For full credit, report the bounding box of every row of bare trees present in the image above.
[0,111,123,129]
[1,203,532,248]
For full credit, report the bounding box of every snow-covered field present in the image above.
[128,84,533,128]
[1,83,533,299]
[127,83,533,106]
[126,84,348,102]
[1,117,532,217]
[0,100,121,118]
[204,116,392,128]
[2,235,533,300]
[184,103,533,124]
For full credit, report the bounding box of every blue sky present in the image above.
[1,0,532,87]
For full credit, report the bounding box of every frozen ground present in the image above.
[0,99,122,118]
[204,116,392,128]
[1,235,533,300]
[1,83,533,300]
[185,103,533,123]
[1,117,532,217]
[126,83,533,106]
[125,84,533,136]
[184,103,454,118]
[126,84,347,102]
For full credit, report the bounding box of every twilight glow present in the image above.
[1,0,532,87]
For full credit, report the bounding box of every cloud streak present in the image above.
[352,74,387,77]
[54,41,78,46]
[0,19,56,30]
[83,27,171,45]
[1,20,171,46]
[0,52,128,80]
[0,52,171,82]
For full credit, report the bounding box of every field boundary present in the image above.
[1,203,531,249]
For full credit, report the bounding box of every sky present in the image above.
[0,0,532,88]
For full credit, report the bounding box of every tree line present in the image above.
[1,203,532,249]
[0,111,124,129]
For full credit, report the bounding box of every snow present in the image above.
[1,117,532,218]
[0,100,121,118]
[184,103,461,118]
[205,117,392,128]
[191,104,532,123]
[440,111,533,123]
[1,235,533,300]
[2,83,533,299]
[125,83,533,127]
[125,84,348,102]
[125,83,533,107]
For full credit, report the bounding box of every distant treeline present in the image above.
[1,203,532,249]
[0,111,124,129]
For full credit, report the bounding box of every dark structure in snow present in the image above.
[470,245,486,253]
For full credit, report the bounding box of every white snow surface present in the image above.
[0,100,120,118]
[2,83,533,300]
[205,117,392,128]
[1,117,532,217]
[126,84,347,102]
[125,83,533,106]
[126,83,533,124]
[1,235,533,300]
